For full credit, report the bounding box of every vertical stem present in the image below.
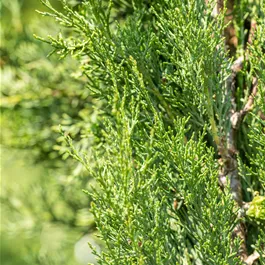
[213,0,250,261]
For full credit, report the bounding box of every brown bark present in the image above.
[212,1,260,263]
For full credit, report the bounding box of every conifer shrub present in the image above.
[2,0,265,264]
[37,0,265,264]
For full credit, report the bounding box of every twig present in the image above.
[244,251,260,265]
[230,77,258,129]
[208,1,261,262]
[214,1,257,262]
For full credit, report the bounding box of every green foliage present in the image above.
[1,0,265,264]
[34,0,265,264]
[247,196,265,221]
[88,118,240,264]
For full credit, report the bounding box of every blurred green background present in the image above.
[1,0,101,264]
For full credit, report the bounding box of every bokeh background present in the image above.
[1,1,101,264]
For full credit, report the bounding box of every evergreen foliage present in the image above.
[37,0,265,264]
[1,0,265,264]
